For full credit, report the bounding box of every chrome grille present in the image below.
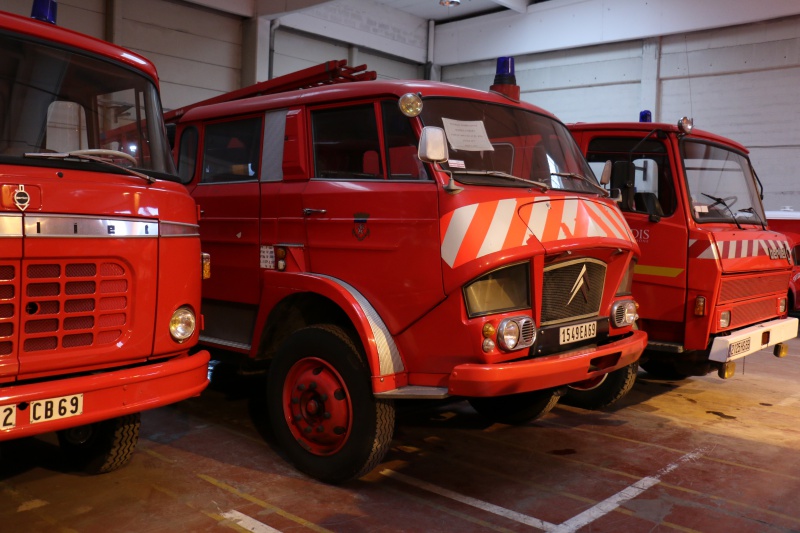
[520,317,535,344]
[541,259,606,325]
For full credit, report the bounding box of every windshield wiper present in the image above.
[737,207,766,230]
[455,169,550,191]
[702,193,742,229]
[551,172,609,197]
[25,150,156,183]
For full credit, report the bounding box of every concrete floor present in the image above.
[3,337,800,532]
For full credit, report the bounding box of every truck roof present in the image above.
[568,121,749,154]
[179,79,561,123]
[0,10,160,85]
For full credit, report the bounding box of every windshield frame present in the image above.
[0,28,176,178]
[680,138,766,226]
[418,97,600,194]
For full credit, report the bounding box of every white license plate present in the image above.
[29,394,84,425]
[559,321,597,345]
[0,404,16,429]
[729,338,751,357]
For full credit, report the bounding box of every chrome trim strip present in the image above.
[199,335,251,351]
[375,386,449,399]
[24,214,158,238]
[316,274,405,376]
[161,221,200,237]
[0,214,23,237]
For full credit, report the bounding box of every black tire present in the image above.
[57,413,140,474]
[468,388,563,425]
[562,361,639,410]
[267,324,395,484]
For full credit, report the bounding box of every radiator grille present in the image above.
[541,259,606,325]
[18,260,130,353]
[0,262,16,357]
[719,272,789,303]
[729,299,777,330]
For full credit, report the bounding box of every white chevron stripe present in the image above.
[478,199,517,259]
[525,200,550,243]
[441,203,478,268]
[559,198,578,239]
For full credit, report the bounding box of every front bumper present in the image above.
[708,317,798,363]
[448,330,647,397]
[0,350,210,440]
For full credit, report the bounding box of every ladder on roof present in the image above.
[163,59,376,124]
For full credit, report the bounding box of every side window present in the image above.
[381,101,429,180]
[586,137,676,217]
[177,126,198,184]
[201,117,262,184]
[311,105,381,179]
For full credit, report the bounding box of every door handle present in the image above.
[303,208,327,216]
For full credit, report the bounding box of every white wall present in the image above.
[442,15,800,211]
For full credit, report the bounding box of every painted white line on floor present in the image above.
[380,469,558,531]
[383,448,706,532]
[551,448,708,533]
[221,510,282,533]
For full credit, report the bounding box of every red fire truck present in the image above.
[569,118,797,380]
[765,209,800,312]
[0,4,210,473]
[171,59,646,483]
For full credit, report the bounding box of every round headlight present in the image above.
[612,300,638,327]
[169,307,196,342]
[496,319,520,351]
[398,93,423,117]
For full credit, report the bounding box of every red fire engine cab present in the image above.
[0,3,210,473]
[171,58,647,483]
[570,116,797,380]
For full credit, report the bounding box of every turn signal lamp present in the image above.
[718,361,735,379]
[201,252,211,280]
[31,0,57,23]
[774,343,789,357]
[482,322,496,339]
[719,310,731,329]
[694,296,706,316]
[779,297,788,314]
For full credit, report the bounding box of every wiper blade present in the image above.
[737,207,766,230]
[25,150,155,184]
[456,169,550,191]
[702,193,741,229]
[551,172,609,197]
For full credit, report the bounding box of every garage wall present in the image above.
[442,15,800,211]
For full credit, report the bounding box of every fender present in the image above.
[253,270,407,393]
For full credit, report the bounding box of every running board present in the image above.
[375,386,450,399]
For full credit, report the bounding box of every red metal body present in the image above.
[765,212,800,312]
[570,121,796,376]
[0,11,209,443]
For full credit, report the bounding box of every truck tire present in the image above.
[468,388,563,425]
[562,361,639,410]
[267,324,395,484]
[57,413,141,474]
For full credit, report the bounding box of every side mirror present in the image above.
[600,160,612,185]
[418,126,448,164]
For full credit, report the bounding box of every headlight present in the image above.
[463,262,530,318]
[719,310,731,329]
[616,259,636,296]
[169,306,196,342]
[611,300,638,327]
[496,317,536,351]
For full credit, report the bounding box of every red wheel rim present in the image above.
[568,373,607,391]
[282,357,352,455]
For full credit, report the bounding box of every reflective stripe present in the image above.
[0,214,22,237]
[161,221,200,237]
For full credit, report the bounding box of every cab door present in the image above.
[180,117,262,349]
[582,135,689,342]
[301,100,443,334]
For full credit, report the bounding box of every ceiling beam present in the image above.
[181,0,254,17]
[489,0,528,14]
[254,0,334,17]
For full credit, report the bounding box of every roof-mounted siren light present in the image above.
[490,57,520,101]
[639,110,652,123]
[31,0,58,24]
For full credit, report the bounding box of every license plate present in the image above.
[559,321,597,345]
[729,338,751,357]
[0,404,15,429]
[29,394,84,425]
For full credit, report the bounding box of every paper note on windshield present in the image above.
[442,118,494,152]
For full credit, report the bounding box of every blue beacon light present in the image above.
[639,109,652,123]
[490,56,520,101]
[31,0,58,24]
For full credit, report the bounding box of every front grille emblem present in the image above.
[14,185,30,211]
[567,264,590,305]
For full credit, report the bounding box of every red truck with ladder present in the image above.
[168,58,647,483]
[0,3,210,473]
[569,116,797,380]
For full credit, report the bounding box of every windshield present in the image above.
[682,140,765,225]
[419,98,599,193]
[0,30,175,175]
